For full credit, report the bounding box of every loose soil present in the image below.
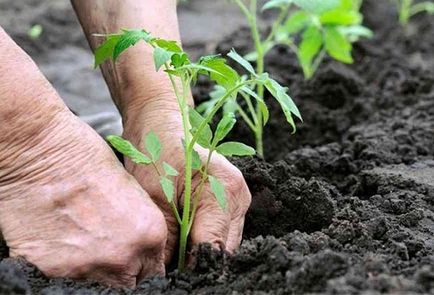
[1,0,434,294]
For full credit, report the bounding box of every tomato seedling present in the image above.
[94,29,300,270]
[234,0,372,79]
[392,0,434,25]
[207,0,368,156]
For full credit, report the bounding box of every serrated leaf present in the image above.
[145,131,162,162]
[189,107,213,148]
[200,56,239,90]
[106,135,152,165]
[154,39,183,52]
[94,35,121,68]
[208,176,227,210]
[113,29,151,61]
[214,113,236,144]
[192,149,202,170]
[283,11,310,34]
[324,26,353,63]
[262,0,292,11]
[216,142,256,157]
[153,47,174,71]
[263,78,301,132]
[163,162,179,176]
[160,176,175,203]
[298,25,323,78]
[293,0,340,14]
[228,49,256,75]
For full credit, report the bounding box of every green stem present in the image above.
[236,104,257,131]
[187,151,213,233]
[178,74,194,271]
[241,92,258,126]
[399,0,412,25]
[249,0,265,158]
[189,81,251,151]
[264,3,291,45]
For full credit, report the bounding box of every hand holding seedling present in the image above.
[73,0,262,271]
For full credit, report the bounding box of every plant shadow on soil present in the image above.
[2,0,434,294]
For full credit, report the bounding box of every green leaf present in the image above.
[338,25,373,41]
[160,176,175,203]
[94,35,121,68]
[227,49,256,75]
[208,176,227,210]
[283,11,310,34]
[263,78,301,132]
[262,0,292,11]
[170,52,189,68]
[163,162,179,176]
[293,0,340,14]
[298,25,323,78]
[320,9,362,25]
[145,131,162,162]
[199,56,239,90]
[153,47,174,71]
[216,142,256,157]
[154,39,183,52]
[214,113,236,144]
[106,135,152,165]
[189,107,213,148]
[192,149,202,170]
[324,26,353,63]
[113,29,152,61]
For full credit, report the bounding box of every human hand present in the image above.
[0,110,168,288]
[123,100,252,264]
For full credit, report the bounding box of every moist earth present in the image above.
[1,0,434,294]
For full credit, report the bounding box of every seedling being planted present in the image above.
[93,29,300,270]
[392,0,434,25]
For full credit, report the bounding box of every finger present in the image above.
[189,185,231,250]
[225,182,251,253]
[226,215,246,253]
[137,249,166,283]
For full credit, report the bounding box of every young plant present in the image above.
[93,29,300,270]
[234,0,373,79]
[392,0,434,25]
[203,0,368,156]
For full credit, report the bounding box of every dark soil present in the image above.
[2,0,434,294]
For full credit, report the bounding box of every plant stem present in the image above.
[177,74,194,271]
[248,0,265,158]
[187,151,213,233]
[399,0,412,25]
[189,81,251,151]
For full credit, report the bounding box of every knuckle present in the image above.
[225,169,252,210]
[133,208,167,252]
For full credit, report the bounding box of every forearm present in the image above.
[0,27,68,160]
[72,0,189,122]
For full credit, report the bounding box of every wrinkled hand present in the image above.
[123,104,252,263]
[0,111,167,288]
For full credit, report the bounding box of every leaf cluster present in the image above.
[248,0,373,78]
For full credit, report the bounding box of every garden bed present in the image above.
[1,0,434,294]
